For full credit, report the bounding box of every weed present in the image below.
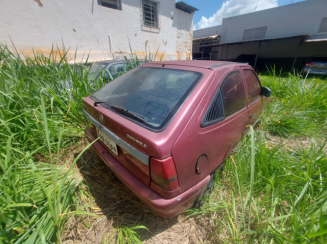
[1,43,326,243]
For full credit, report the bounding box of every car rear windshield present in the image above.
[90,67,202,131]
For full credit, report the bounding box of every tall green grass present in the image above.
[190,131,327,243]
[0,44,148,243]
[1,43,326,243]
[0,45,101,243]
[189,69,327,243]
[259,68,327,137]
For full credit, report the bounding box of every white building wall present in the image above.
[193,25,222,39]
[193,0,327,43]
[174,9,194,60]
[0,0,194,62]
[221,0,327,43]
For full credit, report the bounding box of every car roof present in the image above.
[148,60,249,70]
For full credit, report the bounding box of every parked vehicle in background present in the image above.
[87,59,145,81]
[82,60,271,218]
[303,58,327,75]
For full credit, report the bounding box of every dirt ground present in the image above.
[61,145,217,244]
[60,133,326,243]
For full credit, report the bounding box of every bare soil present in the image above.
[60,132,326,243]
[61,145,216,244]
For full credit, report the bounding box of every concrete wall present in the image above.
[208,37,327,60]
[174,8,194,60]
[221,0,327,43]
[194,0,327,43]
[193,25,222,39]
[0,0,193,62]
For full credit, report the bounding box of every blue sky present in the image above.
[179,0,306,29]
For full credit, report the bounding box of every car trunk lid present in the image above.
[83,66,204,193]
[83,99,152,186]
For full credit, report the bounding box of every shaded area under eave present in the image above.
[199,34,312,48]
[175,1,198,13]
[195,34,327,72]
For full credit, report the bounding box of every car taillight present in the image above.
[306,63,315,67]
[150,157,179,191]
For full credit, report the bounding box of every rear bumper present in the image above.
[85,128,210,218]
[303,67,327,75]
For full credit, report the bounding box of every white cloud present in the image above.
[195,0,278,30]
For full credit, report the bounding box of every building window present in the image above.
[243,27,267,41]
[318,18,327,33]
[142,0,158,28]
[98,0,121,10]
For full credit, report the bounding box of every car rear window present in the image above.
[90,67,202,130]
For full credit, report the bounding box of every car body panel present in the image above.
[172,66,252,192]
[83,64,215,196]
[303,67,327,75]
[83,64,215,159]
[303,60,327,75]
[85,128,210,218]
[83,60,270,217]
[241,68,266,127]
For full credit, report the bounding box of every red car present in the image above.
[83,60,271,218]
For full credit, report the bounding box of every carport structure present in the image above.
[197,34,327,73]
[198,34,324,72]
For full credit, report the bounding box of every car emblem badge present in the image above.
[127,134,147,148]
[99,114,104,122]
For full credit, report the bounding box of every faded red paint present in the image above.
[34,0,43,7]
[83,61,270,217]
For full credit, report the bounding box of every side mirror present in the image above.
[261,87,271,97]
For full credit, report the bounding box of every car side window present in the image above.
[201,70,246,127]
[201,88,224,127]
[244,69,261,104]
[221,71,246,117]
[108,63,126,78]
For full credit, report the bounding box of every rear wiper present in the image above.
[110,105,147,123]
[93,102,146,123]
[94,101,109,107]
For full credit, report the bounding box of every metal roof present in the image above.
[198,34,311,48]
[175,1,198,13]
[305,34,327,43]
[193,35,219,41]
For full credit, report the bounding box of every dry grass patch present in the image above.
[62,148,211,244]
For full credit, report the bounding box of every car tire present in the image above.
[192,164,224,209]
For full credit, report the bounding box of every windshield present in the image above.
[88,62,107,81]
[90,67,201,130]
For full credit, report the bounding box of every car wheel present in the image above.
[192,164,224,209]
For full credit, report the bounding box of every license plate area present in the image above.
[97,129,118,156]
